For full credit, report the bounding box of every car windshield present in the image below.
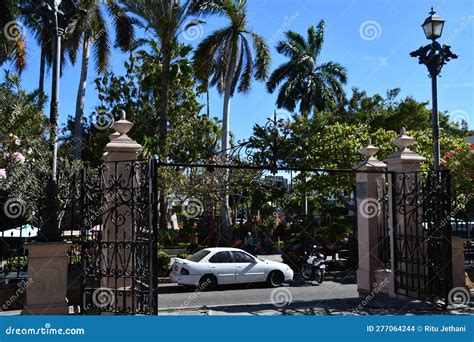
[186,249,211,262]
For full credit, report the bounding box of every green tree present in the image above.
[191,0,271,161]
[121,0,203,160]
[191,0,270,244]
[72,0,135,159]
[0,73,81,233]
[266,21,347,118]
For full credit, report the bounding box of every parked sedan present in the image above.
[169,247,294,290]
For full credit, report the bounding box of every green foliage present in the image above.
[177,252,190,259]
[85,47,218,165]
[0,73,82,229]
[157,251,171,277]
[2,256,27,273]
[441,141,474,200]
[0,73,48,227]
[0,0,25,71]
[267,20,347,116]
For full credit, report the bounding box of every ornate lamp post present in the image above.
[37,0,86,241]
[410,7,457,171]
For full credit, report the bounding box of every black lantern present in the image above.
[421,8,445,40]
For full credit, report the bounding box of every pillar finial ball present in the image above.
[113,109,133,135]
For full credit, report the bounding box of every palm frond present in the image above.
[106,1,136,51]
[92,6,111,72]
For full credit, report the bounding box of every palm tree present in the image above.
[72,0,135,159]
[121,0,202,157]
[121,0,203,232]
[0,0,26,72]
[191,0,271,162]
[190,0,270,245]
[266,21,347,118]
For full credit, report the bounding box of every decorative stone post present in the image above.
[353,139,387,296]
[24,241,71,315]
[384,128,426,298]
[451,236,466,288]
[100,110,142,312]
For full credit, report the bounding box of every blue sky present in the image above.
[4,0,473,142]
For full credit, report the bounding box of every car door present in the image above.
[232,251,266,284]
[207,251,236,284]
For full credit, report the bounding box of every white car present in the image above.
[169,247,294,290]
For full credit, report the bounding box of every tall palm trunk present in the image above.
[219,43,238,246]
[206,89,210,117]
[158,40,172,232]
[38,44,45,104]
[73,34,91,160]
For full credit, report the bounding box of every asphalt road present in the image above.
[157,277,358,311]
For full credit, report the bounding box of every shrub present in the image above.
[176,252,189,259]
[2,256,27,273]
[157,251,171,277]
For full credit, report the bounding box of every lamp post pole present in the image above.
[431,66,440,171]
[38,0,86,242]
[410,8,457,171]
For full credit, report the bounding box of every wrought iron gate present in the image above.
[79,160,158,315]
[391,170,453,303]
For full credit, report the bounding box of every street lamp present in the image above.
[37,0,86,242]
[410,7,457,171]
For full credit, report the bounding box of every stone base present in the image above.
[356,267,374,295]
[23,241,71,316]
[451,236,466,288]
[23,303,69,316]
[374,269,395,297]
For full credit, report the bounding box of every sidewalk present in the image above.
[158,298,474,316]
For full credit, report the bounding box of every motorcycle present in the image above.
[300,245,326,284]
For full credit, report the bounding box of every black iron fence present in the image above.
[1,156,467,313]
[391,170,453,303]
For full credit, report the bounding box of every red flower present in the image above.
[444,153,453,160]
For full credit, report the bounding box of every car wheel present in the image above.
[199,274,217,291]
[267,271,284,287]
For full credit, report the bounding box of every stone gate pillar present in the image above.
[100,110,142,311]
[384,128,425,298]
[353,139,387,296]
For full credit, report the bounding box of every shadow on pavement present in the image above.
[176,297,472,316]
[157,279,338,294]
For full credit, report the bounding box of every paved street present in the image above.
[158,278,357,311]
